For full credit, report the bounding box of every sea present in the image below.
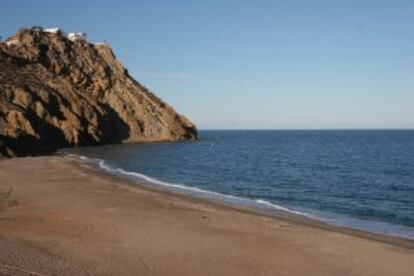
[65,130,414,240]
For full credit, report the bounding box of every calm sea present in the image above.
[66,130,414,239]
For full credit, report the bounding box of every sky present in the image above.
[2,0,413,129]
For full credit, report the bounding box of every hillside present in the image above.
[0,27,197,157]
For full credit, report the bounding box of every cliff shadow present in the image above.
[99,103,131,144]
[9,109,70,156]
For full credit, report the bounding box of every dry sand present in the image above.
[0,156,412,275]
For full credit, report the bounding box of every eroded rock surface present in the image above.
[0,27,197,157]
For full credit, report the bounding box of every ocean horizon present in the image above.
[66,129,414,240]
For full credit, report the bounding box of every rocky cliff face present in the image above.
[0,27,197,157]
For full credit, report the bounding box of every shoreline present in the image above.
[72,152,414,248]
[76,154,414,250]
[0,155,413,275]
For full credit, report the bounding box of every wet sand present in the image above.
[0,156,413,275]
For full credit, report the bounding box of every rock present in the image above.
[0,27,197,157]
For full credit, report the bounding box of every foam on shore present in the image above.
[65,153,414,241]
[68,153,317,218]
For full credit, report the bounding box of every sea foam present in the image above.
[65,153,316,220]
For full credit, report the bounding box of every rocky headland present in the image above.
[0,27,197,157]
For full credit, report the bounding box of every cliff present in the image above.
[0,27,197,157]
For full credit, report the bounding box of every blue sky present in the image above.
[2,1,413,129]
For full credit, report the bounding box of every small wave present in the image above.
[107,165,318,218]
[64,152,414,240]
[115,169,317,219]
[254,199,318,218]
[65,153,316,219]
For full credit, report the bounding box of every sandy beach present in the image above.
[0,156,413,275]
